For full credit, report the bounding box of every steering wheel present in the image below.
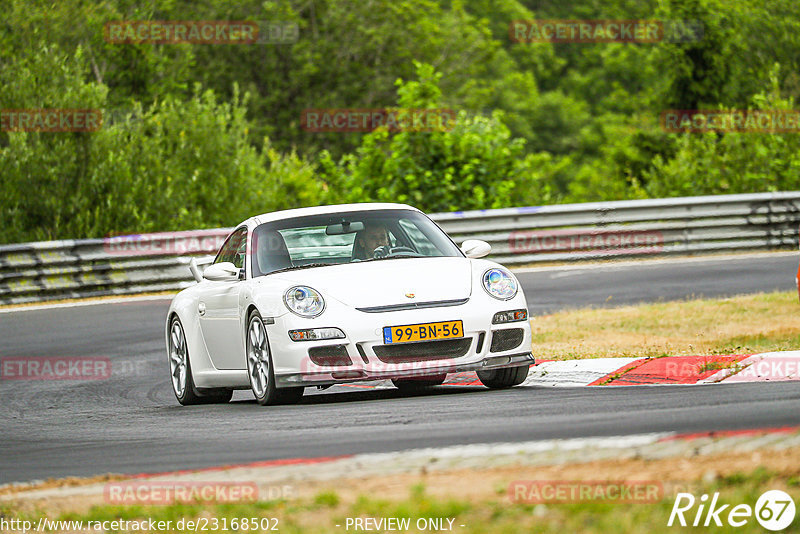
[373,245,417,258]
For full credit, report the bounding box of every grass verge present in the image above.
[3,462,798,533]
[531,291,800,360]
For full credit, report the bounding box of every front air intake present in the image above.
[308,345,352,366]
[489,329,524,352]
[372,338,472,363]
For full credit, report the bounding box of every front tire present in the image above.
[477,365,530,389]
[168,317,232,405]
[246,311,304,406]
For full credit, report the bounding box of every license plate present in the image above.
[382,320,463,344]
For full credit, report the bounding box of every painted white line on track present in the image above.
[4,427,800,496]
[0,432,673,499]
[0,294,175,314]
[1,251,794,311]
[512,250,798,274]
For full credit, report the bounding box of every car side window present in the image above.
[214,227,248,269]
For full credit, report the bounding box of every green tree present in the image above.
[317,62,551,212]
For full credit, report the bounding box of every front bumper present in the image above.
[275,351,535,387]
[267,284,533,388]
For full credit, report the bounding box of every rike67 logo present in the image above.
[668,490,796,531]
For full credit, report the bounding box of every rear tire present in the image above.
[246,311,304,406]
[392,374,447,392]
[168,317,232,405]
[477,365,530,389]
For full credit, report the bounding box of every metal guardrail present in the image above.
[2,192,799,305]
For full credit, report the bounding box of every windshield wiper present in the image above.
[268,263,334,275]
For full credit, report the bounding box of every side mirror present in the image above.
[202,262,240,282]
[189,256,214,283]
[460,239,491,259]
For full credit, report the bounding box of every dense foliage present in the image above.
[1,0,799,242]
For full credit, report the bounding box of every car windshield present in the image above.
[251,209,462,277]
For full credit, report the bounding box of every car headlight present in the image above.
[284,286,325,317]
[482,268,518,300]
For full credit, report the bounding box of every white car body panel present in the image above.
[269,257,472,309]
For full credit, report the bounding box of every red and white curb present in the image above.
[340,351,800,390]
[522,357,640,387]
[584,351,800,386]
[701,351,800,384]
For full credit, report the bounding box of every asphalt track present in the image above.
[518,252,798,314]
[1,253,799,484]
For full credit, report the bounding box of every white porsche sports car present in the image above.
[166,203,533,406]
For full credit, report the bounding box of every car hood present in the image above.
[269,257,473,309]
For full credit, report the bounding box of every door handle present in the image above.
[198,302,206,316]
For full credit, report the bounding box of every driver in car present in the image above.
[352,221,391,260]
